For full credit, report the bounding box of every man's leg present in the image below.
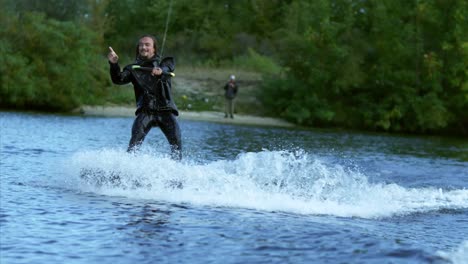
[158,112,182,160]
[224,98,229,118]
[127,112,153,152]
[228,99,234,118]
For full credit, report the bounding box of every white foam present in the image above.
[63,149,468,219]
[437,241,468,264]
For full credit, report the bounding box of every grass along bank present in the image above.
[103,66,267,116]
[81,66,294,128]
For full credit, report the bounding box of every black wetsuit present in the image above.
[109,55,182,159]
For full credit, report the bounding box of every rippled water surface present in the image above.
[1,112,467,263]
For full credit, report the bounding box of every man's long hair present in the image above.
[135,34,158,59]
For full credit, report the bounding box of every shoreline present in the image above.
[76,105,295,128]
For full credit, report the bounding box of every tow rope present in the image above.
[160,0,174,58]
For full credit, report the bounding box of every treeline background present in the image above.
[1,0,467,135]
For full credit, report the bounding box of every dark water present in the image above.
[1,111,467,264]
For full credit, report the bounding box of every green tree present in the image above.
[259,0,467,135]
[0,11,109,111]
[11,0,88,21]
[1,0,466,135]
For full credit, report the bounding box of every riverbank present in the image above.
[76,105,295,128]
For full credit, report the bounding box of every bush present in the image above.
[0,12,109,111]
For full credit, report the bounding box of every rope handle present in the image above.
[131,65,175,77]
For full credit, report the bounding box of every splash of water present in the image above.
[437,241,468,264]
[63,149,468,219]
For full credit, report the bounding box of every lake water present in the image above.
[1,111,467,264]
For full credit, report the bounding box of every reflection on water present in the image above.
[124,203,173,242]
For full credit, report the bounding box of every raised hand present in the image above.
[108,46,119,63]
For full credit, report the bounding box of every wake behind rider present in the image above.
[107,35,182,160]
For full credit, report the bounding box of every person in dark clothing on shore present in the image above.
[224,75,238,118]
[107,35,182,160]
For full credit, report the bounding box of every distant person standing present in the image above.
[224,75,238,119]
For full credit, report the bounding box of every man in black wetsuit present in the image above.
[107,35,182,160]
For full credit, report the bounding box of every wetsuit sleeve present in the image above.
[160,57,175,73]
[109,62,132,85]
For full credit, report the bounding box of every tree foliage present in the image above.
[0,0,466,135]
[259,0,467,135]
[0,0,110,111]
